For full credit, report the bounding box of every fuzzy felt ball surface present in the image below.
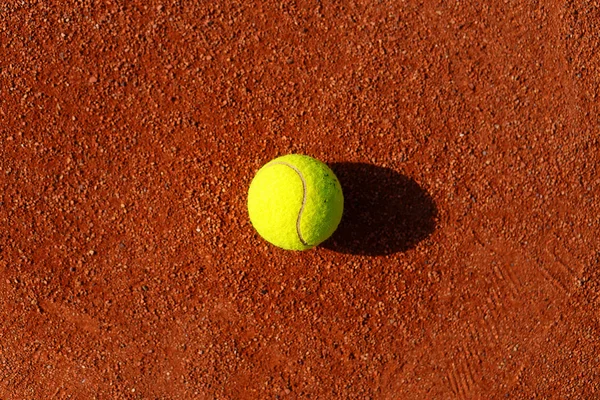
[247,154,344,250]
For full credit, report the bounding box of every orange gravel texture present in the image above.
[1,1,600,398]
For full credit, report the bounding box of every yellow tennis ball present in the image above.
[247,154,344,250]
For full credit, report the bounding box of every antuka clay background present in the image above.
[1,0,600,398]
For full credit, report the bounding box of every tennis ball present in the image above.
[247,154,344,250]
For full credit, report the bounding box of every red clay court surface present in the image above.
[1,1,600,398]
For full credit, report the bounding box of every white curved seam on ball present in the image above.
[267,161,309,246]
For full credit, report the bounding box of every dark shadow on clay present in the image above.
[322,163,438,256]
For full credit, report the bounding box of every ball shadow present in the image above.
[322,163,438,256]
